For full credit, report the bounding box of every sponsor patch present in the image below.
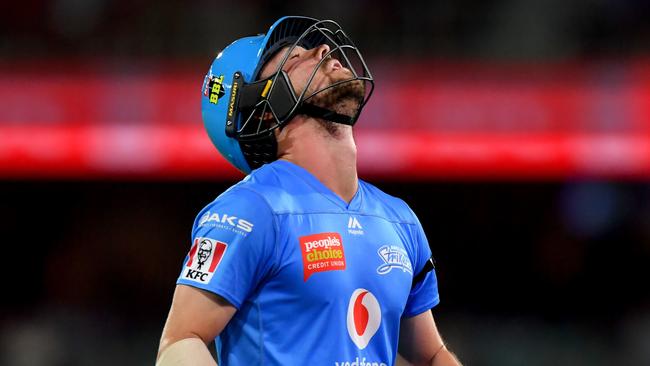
[204,74,225,104]
[182,237,227,284]
[335,358,387,366]
[346,289,381,350]
[198,211,253,235]
[299,232,346,281]
[376,245,413,275]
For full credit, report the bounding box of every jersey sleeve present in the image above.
[403,211,440,318]
[176,187,276,309]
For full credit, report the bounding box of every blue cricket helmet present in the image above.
[201,16,374,174]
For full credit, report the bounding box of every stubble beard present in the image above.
[306,77,366,138]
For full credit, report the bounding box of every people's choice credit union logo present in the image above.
[299,232,346,281]
[346,289,381,350]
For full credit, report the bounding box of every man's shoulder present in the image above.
[191,175,277,235]
[359,180,418,225]
[209,163,297,215]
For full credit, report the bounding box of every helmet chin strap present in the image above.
[297,103,356,126]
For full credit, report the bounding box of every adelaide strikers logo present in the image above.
[346,289,381,350]
[182,237,227,284]
[376,245,412,275]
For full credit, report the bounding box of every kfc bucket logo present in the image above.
[182,238,227,284]
[346,289,381,350]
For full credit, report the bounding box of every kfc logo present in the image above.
[182,238,227,284]
[196,240,213,270]
[346,289,381,350]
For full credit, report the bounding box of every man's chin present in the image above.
[310,79,366,117]
[330,96,362,117]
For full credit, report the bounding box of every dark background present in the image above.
[1,0,650,365]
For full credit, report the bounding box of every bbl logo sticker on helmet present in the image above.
[346,289,381,350]
[204,74,225,104]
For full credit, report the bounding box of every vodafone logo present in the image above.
[346,289,381,350]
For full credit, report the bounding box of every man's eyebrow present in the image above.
[280,45,306,57]
[260,46,305,79]
[268,47,291,67]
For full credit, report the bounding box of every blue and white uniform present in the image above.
[177,160,439,366]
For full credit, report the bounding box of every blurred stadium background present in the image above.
[1,1,649,365]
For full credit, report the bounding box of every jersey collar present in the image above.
[272,160,363,211]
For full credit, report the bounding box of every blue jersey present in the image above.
[177,160,439,366]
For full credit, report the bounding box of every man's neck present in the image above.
[276,118,359,203]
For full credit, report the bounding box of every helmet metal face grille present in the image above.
[234,19,375,142]
[260,18,329,69]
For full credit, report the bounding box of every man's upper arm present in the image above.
[158,284,236,358]
[158,187,276,357]
[399,203,439,317]
[398,310,444,364]
[399,311,462,366]
[177,187,276,308]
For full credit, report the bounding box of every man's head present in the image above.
[258,44,367,124]
[201,17,374,173]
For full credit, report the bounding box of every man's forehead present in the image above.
[275,45,306,58]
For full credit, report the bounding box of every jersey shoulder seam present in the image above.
[233,185,282,279]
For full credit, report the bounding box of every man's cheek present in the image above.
[305,74,325,95]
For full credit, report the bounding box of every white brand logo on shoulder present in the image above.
[199,211,254,235]
[182,238,227,284]
[346,289,381,350]
[347,216,364,235]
